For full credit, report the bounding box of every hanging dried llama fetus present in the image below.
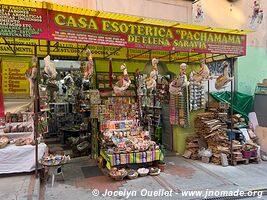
[146,58,159,90]
[25,56,38,97]
[215,61,233,90]
[113,63,131,94]
[169,63,189,95]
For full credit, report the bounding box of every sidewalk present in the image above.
[0,173,36,200]
[42,156,267,200]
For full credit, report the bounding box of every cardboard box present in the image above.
[255,126,267,154]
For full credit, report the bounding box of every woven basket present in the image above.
[110,171,127,181]
[127,172,138,180]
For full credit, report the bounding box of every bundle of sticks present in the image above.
[206,130,231,164]
[184,136,200,160]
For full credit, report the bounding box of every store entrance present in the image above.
[39,57,92,157]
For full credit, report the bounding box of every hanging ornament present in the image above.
[84,49,94,80]
[113,64,131,94]
[146,58,159,91]
[25,56,38,97]
[215,61,233,90]
[191,60,210,86]
[169,63,189,95]
[44,55,57,79]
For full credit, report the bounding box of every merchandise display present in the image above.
[189,74,205,111]
[99,97,137,122]
[169,63,190,128]
[113,64,131,94]
[40,154,70,166]
[0,112,34,140]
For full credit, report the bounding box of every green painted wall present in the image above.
[237,46,267,95]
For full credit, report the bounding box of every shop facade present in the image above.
[0,0,254,174]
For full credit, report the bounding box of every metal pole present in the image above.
[207,79,210,111]
[34,45,39,177]
[230,58,234,165]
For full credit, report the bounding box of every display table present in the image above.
[100,149,163,170]
[0,143,47,174]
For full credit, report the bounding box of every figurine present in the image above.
[169,63,189,95]
[215,61,233,90]
[113,63,131,94]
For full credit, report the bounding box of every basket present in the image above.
[137,168,149,177]
[127,172,138,180]
[242,151,251,159]
[110,170,127,181]
[250,149,257,157]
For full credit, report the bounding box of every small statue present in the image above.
[113,64,131,94]
[215,61,233,90]
[169,63,189,95]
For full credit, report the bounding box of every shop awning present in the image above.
[0,0,253,61]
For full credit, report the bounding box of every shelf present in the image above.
[105,128,131,131]
[142,106,162,109]
[3,121,33,127]
[0,132,33,137]
[99,88,135,90]
[100,95,136,98]
[104,120,134,123]
[40,108,50,112]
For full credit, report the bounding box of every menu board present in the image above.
[1,61,30,98]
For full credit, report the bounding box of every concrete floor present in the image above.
[42,156,267,200]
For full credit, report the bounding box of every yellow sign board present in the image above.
[0,38,47,56]
[1,61,30,98]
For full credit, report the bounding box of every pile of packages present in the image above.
[102,128,159,154]
[99,97,138,122]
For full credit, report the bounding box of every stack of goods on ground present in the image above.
[184,136,200,160]
[194,112,230,164]
[184,108,260,166]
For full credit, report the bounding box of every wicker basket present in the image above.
[127,172,138,180]
[110,171,127,181]
[137,168,149,177]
